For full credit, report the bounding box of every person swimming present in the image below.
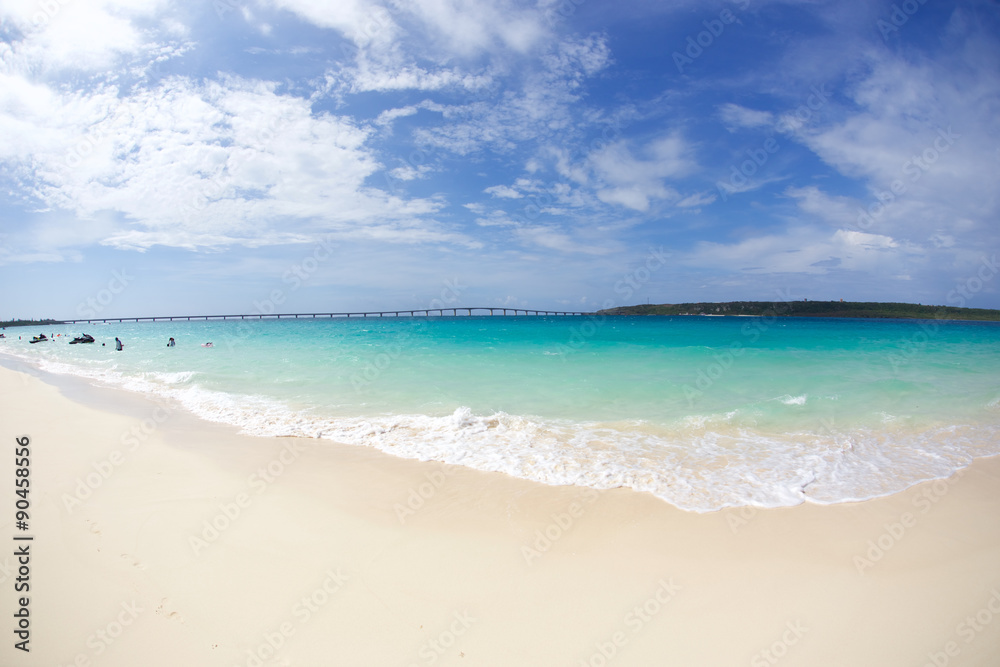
[201,342,214,347]
[167,337,176,347]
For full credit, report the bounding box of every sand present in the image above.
[1,361,999,666]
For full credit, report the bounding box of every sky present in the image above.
[1,0,998,320]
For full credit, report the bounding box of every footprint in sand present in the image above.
[120,554,146,570]
[155,598,185,623]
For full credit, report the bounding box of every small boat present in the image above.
[29,334,50,344]
[69,334,95,344]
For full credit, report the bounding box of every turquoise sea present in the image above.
[3,315,999,511]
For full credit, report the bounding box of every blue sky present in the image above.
[1,0,998,319]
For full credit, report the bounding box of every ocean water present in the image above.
[3,315,999,512]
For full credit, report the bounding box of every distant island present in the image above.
[1,319,60,328]
[598,301,1000,321]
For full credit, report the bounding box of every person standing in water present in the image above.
[167,337,176,347]
[115,337,123,351]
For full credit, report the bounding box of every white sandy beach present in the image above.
[1,362,999,666]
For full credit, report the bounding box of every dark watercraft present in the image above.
[29,334,49,344]
[69,334,95,344]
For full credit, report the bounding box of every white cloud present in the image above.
[685,225,911,276]
[474,210,518,227]
[389,164,432,181]
[596,186,660,211]
[0,0,172,73]
[789,40,1000,252]
[342,61,493,93]
[0,75,473,254]
[263,0,398,47]
[514,177,544,191]
[375,105,420,126]
[272,0,556,99]
[542,33,611,81]
[514,225,612,255]
[408,34,612,155]
[588,134,693,211]
[0,1,481,256]
[785,186,861,227]
[399,0,550,57]
[484,184,522,199]
[718,103,773,130]
[677,191,716,208]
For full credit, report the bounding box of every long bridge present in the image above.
[59,307,592,325]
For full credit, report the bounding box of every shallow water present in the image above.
[4,315,998,511]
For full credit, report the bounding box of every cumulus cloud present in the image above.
[589,134,693,211]
[398,0,551,57]
[0,74,472,253]
[278,0,555,97]
[0,0,174,73]
[262,0,399,47]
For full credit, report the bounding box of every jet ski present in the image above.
[69,334,95,344]
[29,334,50,343]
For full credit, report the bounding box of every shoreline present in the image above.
[1,363,1000,664]
[3,347,997,515]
